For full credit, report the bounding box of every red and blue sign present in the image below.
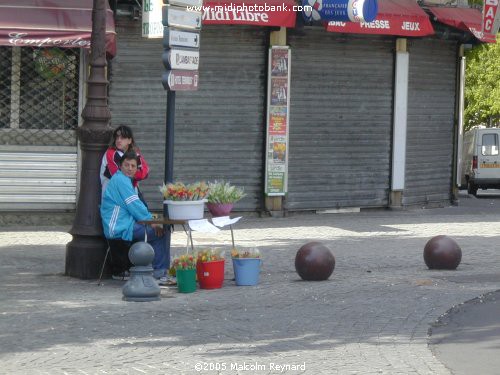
[302,0,378,23]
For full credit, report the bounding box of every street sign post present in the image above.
[161,0,202,274]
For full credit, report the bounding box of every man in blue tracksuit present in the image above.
[101,151,168,280]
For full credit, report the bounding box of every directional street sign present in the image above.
[161,1,202,91]
[161,70,199,91]
[166,0,203,7]
[162,48,200,70]
[163,28,200,48]
[162,5,202,30]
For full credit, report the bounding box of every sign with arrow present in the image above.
[162,5,202,30]
[163,28,200,48]
[167,0,203,7]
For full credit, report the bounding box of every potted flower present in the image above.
[206,180,246,217]
[160,181,209,220]
[231,247,261,286]
[196,248,225,289]
[172,254,197,293]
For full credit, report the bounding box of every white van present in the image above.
[461,127,500,195]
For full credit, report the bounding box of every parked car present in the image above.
[461,127,500,196]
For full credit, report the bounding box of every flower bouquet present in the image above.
[160,181,209,201]
[231,247,261,286]
[160,181,209,220]
[231,247,260,259]
[172,254,197,293]
[196,248,225,289]
[206,180,246,217]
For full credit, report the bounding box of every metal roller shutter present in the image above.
[110,20,266,211]
[404,39,457,206]
[286,28,393,210]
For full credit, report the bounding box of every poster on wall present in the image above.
[265,46,290,196]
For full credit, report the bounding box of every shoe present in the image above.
[157,276,176,286]
[112,271,130,281]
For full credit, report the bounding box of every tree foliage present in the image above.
[464,35,500,130]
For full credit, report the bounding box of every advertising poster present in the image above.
[270,78,288,106]
[269,107,287,135]
[265,47,290,196]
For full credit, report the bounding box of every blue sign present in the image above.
[302,0,378,23]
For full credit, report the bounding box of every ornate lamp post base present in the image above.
[66,235,109,278]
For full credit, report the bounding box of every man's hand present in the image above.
[151,223,164,237]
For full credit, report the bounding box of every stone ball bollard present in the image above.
[423,235,462,270]
[295,242,335,281]
[122,241,161,302]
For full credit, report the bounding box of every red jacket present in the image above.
[100,147,149,188]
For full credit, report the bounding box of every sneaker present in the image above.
[157,276,176,286]
[112,271,130,281]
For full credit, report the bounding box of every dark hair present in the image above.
[111,125,136,150]
[119,151,140,166]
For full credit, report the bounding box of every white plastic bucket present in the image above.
[163,199,206,220]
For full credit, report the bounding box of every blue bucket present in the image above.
[232,258,261,286]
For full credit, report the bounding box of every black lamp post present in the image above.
[65,0,113,279]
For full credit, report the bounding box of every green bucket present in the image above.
[176,269,197,293]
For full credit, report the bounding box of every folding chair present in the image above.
[97,239,132,285]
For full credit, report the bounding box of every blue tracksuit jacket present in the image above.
[100,170,152,241]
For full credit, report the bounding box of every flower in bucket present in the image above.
[231,247,260,259]
[197,248,225,263]
[172,254,197,270]
[207,180,246,204]
[160,181,209,201]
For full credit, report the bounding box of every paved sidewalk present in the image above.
[1,194,500,374]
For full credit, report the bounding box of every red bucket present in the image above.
[197,260,225,289]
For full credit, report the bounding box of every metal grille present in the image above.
[0,46,80,146]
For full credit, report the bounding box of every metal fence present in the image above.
[0,46,81,146]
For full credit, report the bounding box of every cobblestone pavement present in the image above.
[1,195,500,375]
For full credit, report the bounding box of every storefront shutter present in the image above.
[110,20,266,212]
[404,39,457,206]
[286,28,393,210]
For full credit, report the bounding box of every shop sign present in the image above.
[162,70,199,91]
[302,0,378,23]
[482,0,500,36]
[162,5,202,30]
[33,48,69,79]
[163,48,199,70]
[163,28,200,48]
[142,0,163,38]
[265,47,290,196]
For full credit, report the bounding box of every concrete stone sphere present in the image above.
[423,235,462,270]
[295,242,335,281]
[128,241,155,266]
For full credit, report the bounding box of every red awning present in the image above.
[326,0,434,37]
[0,0,116,56]
[202,0,296,27]
[428,7,496,43]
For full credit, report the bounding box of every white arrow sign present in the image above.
[163,28,200,48]
[163,48,200,70]
[168,0,202,7]
[162,5,202,30]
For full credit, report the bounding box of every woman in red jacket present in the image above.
[100,125,150,199]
